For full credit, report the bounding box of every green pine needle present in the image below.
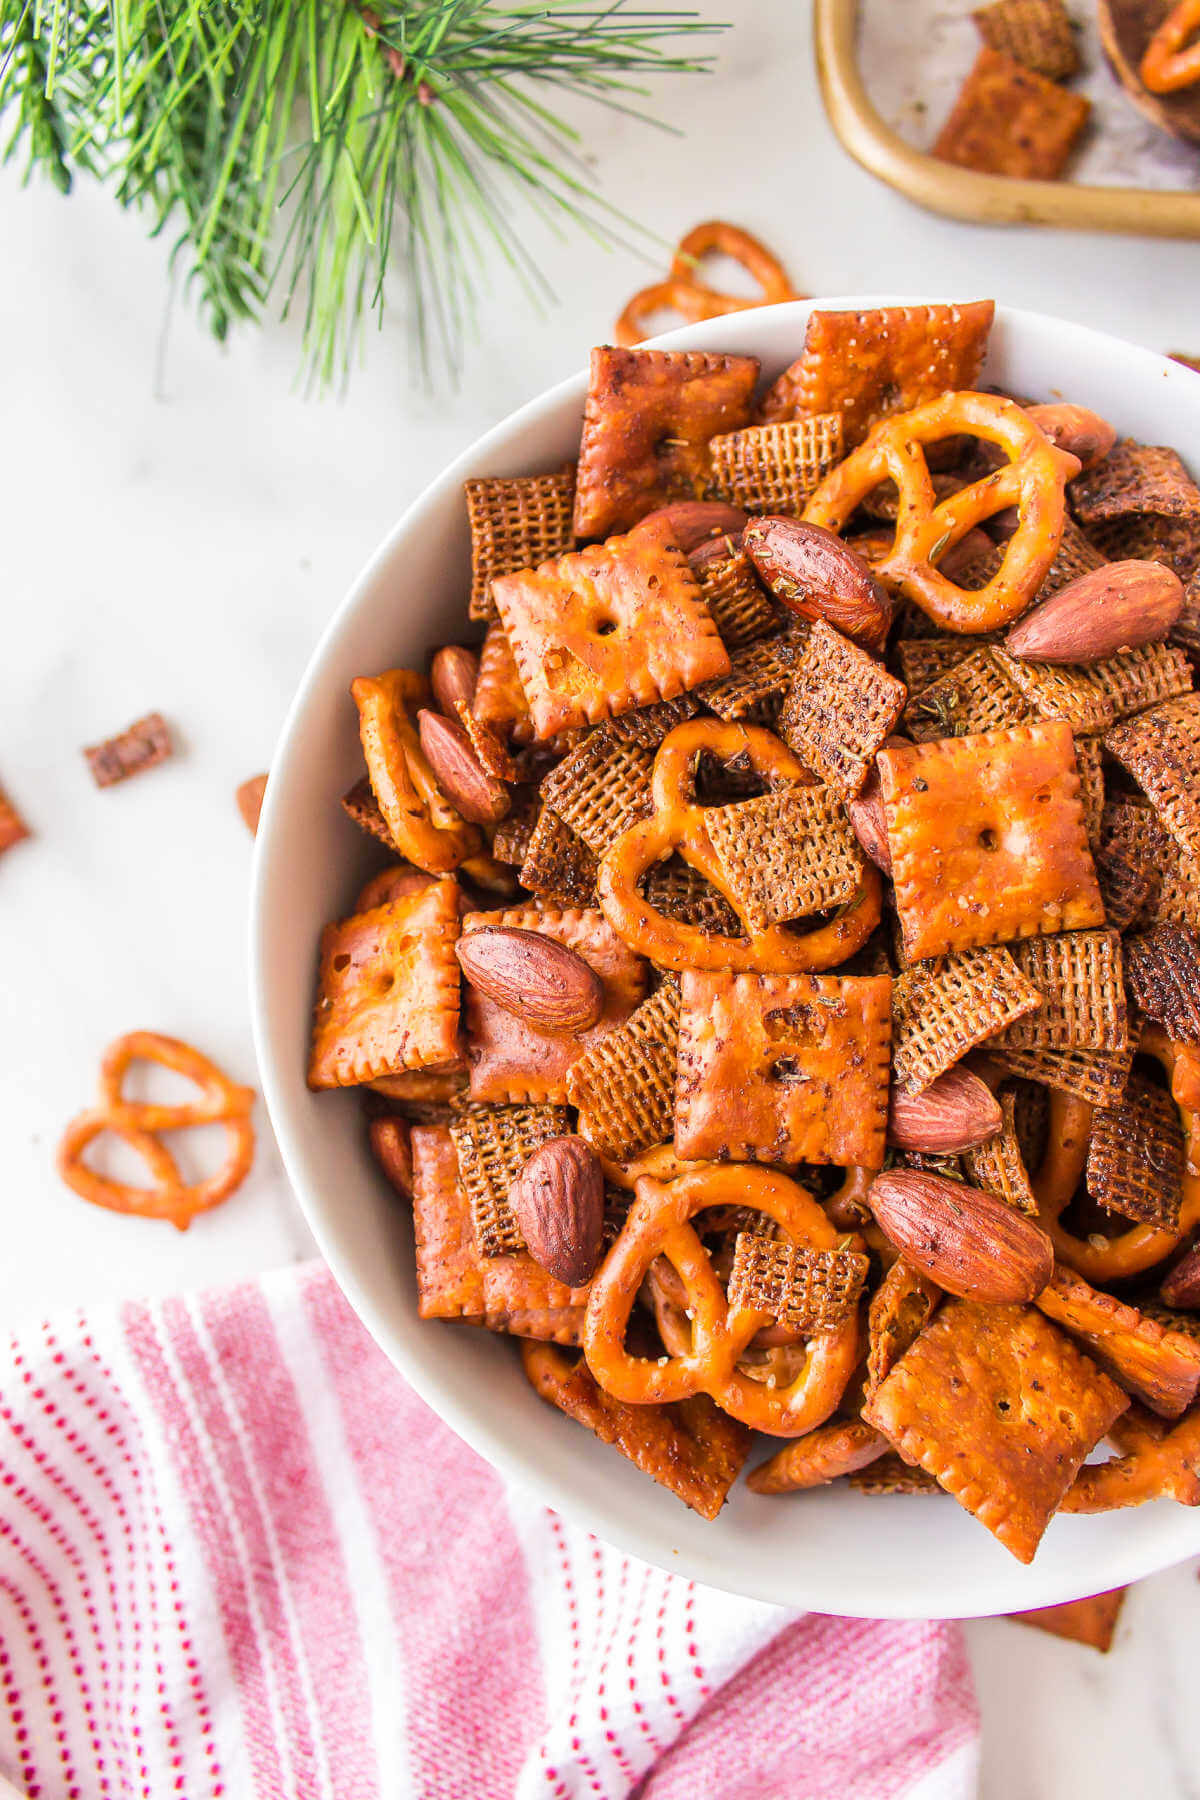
[0,0,726,385]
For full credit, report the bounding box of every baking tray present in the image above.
[814,0,1200,236]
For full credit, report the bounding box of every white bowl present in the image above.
[250,299,1200,1619]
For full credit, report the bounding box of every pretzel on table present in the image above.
[57,1031,255,1231]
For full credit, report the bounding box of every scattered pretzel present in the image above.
[597,718,882,973]
[1033,1027,1200,1283]
[583,1165,861,1435]
[57,1032,255,1231]
[614,220,799,348]
[1141,0,1200,93]
[803,391,1081,633]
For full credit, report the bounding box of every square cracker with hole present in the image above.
[492,518,730,740]
[675,970,892,1166]
[461,906,647,1105]
[862,1300,1129,1564]
[573,345,759,540]
[308,879,462,1089]
[757,302,994,443]
[879,723,1105,964]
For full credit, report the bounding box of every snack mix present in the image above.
[310,302,1200,1561]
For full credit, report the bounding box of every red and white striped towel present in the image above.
[0,1262,979,1799]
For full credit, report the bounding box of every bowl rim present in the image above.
[250,296,1200,1617]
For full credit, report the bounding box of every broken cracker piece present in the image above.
[521,1339,750,1519]
[84,711,172,789]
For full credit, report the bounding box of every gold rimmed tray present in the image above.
[814,0,1200,237]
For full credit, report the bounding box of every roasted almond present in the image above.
[1161,1238,1200,1310]
[846,735,905,874]
[633,499,748,553]
[888,1067,1003,1155]
[1026,402,1117,472]
[367,1117,414,1200]
[430,645,479,717]
[688,531,747,574]
[1005,560,1184,663]
[509,1135,605,1286]
[455,926,604,1032]
[743,517,894,651]
[867,1169,1053,1304]
[417,709,510,825]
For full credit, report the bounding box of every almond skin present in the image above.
[510,1136,605,1286]
[743,518,894,651]
[846,735,905,874]
[1026,402,1117,472]
[455,927,604,1032]
[1161,1239,1200,1309]
[867,1170,1053,1304]
[1005,560,1184,664]
[417,709,510,824]
[888,1068,1003,1155]
[430,645,479,717]
[633,500,748,553]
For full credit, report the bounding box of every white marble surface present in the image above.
[2,3,1199,1794]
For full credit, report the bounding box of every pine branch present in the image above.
[0,0,725,384]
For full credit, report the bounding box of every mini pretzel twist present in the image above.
[1141,0,1200,93]
[57,1032,256,1231]
[352,668,481,873]
[803,391,1081,633]
[597,717,882,972]
[1061,1404,1200,1513]
[1033,1027,1200,1282]
[614,220,798,348]
[583,1165,861,1436]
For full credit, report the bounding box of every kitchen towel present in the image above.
[0,1261,979,1799]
